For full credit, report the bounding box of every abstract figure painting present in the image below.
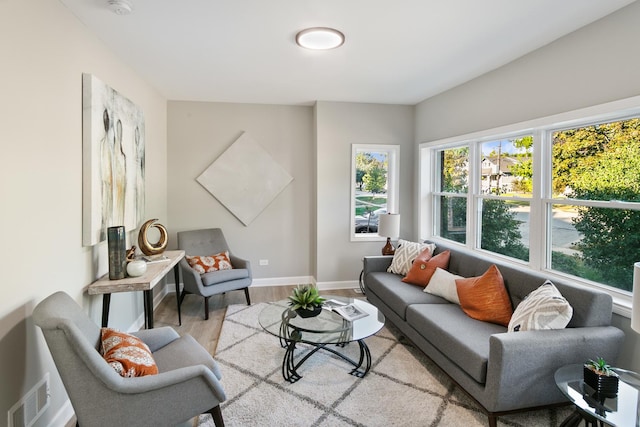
[82,74,145,246]
[197,132,293,226]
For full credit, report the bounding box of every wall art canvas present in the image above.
[82,73,145,246]
[197,132,293,226]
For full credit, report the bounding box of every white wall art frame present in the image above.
[82,73,145,246]
[197,132,293,226]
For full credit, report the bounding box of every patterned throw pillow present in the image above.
[100,328,158,377]
[508,280,573,332]
[387,240,436,275]
[186,251,232,274]
[455,265,513,327]
[402,250,450,287]
[423,267,462,304]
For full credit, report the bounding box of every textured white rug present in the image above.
[197,303,573,427]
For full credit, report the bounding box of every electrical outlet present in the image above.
[259,259,269,266]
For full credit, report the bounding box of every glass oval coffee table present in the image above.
[259,295,385,383]
[555,364,640,426]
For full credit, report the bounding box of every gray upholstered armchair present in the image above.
[33,291,226,427]
[177,228,252,320]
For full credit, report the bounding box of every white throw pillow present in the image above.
[508,280,573,332]
[387,240,436,275]
[424,267,462,304]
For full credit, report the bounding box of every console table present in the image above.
[87,250,185,329]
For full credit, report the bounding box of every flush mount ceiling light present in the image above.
[108,0,133,15]
[296,27,345,50]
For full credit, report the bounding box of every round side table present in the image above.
[555,364,640,427]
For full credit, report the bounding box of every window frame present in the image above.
[418,95,640,317]
[350,144,400,242]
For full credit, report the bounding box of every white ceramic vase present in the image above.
[126,260,147,277]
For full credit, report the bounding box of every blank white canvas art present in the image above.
[197,132,293,226]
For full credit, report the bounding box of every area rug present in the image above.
[197,303,573,427]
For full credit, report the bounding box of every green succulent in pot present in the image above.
[288,285,326,311]
[584,357,616,377]
[584,357,619,397]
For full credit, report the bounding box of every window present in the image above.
[351,144,399,241]
[422,106,640,296]
[434,146,468,244]
[477,137,533,262]
[548,119,640,291]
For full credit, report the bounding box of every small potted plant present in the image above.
[584,357,619,397]
[288,285,326,318]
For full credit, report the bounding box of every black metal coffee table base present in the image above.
[281,338,372,383]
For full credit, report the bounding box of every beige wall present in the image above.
[0,1,167,425]
[166,101,415,288]
[414,2,640,372]
[167,101,314,281]
[416,2,640,143]
[315,102,415,285]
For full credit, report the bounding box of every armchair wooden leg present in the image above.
[207,405,225,427]
[244,287,251,305]
[204,296,210,320]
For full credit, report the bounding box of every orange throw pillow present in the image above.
[455,265,513,327]
[402,250,451,287]
[100,328,158,377]
[186,251,232,274]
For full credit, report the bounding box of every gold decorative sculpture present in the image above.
[138,219,168,256]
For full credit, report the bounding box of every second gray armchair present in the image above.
[177,228,252,320]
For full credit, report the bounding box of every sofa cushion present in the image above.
[406,304,506,384]
[432,241,613,328]
[365,271,449,320]
[508,280,573,332]
[387,240,436,275]
[402,250,451,287]
[456,265,513,327]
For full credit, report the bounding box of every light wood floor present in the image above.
[152,286,361,354]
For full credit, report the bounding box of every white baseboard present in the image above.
[250,276,316,287]
[316,280,360,291]
[159,276,360,295]
[51,398,74,427]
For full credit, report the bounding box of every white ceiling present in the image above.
[61,0,635,106]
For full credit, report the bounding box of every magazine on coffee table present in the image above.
[324,300,369,321]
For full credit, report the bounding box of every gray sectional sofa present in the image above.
[363,241,625,427]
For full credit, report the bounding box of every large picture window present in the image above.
[422,110,640,296]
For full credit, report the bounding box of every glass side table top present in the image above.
[555,364,640,427]
[258,295,385,345]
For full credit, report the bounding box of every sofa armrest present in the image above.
[483,326,625,412]
[363,256,394,276]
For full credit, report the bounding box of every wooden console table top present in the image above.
[88,250,185,295]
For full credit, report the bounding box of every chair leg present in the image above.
[206,405,225,427]
[204,296,210,320]
[244,287,251,305]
